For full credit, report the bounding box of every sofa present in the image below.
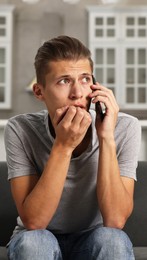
[0,161,147,260]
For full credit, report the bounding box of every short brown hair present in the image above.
[34,35,93,86]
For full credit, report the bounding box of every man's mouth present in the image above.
[72,104,86,109]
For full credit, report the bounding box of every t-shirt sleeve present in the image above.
[117,116,141,181]
[4,119,37,180]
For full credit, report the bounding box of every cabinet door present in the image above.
[0,16,6,38]
[89,12,119,41]
[123,45,147,108]
[122,13,147,41]
[0,47,6,103]
[0,11,12,41]
[0,43,11,109]
[91,44,119,97]
[0,7,14,109]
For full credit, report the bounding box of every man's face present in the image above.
[37,59,93,121]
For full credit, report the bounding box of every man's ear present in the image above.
[33,83,45,101]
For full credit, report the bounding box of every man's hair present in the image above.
[34,35,93,86]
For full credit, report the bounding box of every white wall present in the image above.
[0,121,7,161]
[140,122,147,161]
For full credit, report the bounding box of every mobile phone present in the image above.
[92,75,106,121]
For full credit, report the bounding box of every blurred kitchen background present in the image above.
[0,0,147,161]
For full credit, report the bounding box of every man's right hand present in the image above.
[52,106,92,152]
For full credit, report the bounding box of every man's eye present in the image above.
[82,77,91,83]
[59,79,70,85]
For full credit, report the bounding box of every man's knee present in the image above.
[8,229,62,259]
[19,229,58,248]
[95,227,132,248]
[90,227,134,259]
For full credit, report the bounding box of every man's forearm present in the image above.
[22,143,72,230]
[97,137,133,229]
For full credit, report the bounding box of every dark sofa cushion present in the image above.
[124,161,147,246]
[0,247,7,260]
[0,162,17,246]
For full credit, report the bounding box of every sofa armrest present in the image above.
[0,162,18,246]
[124,161,147,246]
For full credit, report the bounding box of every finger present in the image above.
[93,82,108,91]
[71,107,86,125]
[90,86,114,100]
[94,95,118,113]
[80,111,92,129]
[91,85,119,111]
[60,106,78,124]
[53,106,69,126]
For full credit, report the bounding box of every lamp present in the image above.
[22,0,40,4]
[101,0,120,4]
[62,0,80,4]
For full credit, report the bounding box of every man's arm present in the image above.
[10,143,72,230]
[97,138,134,229]
[90,83,139,229]
[10,106,92,230]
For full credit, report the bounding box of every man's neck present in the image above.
[72,126,91,157]
[48,116,56,138]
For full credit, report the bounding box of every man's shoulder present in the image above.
[116,112,141,137]
[117,112,140,126]
[7,110,48,127]
[89,109,140,127]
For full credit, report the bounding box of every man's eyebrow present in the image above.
[55,75,71,80]
[55,73,92,80]
[81,73,92,77]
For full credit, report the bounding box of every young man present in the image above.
[5,36,141,260]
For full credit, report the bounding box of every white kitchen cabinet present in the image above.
[0,5,14,109]
[87,6,147,109]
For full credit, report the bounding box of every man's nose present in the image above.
[69,81,83,100]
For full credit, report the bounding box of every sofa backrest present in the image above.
[0,162,17,246]
[0,161,147,247]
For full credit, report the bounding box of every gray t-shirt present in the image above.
[4,109,141,234]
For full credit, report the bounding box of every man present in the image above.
[5,35,141,259]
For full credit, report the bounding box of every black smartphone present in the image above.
[92,75,106,121]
